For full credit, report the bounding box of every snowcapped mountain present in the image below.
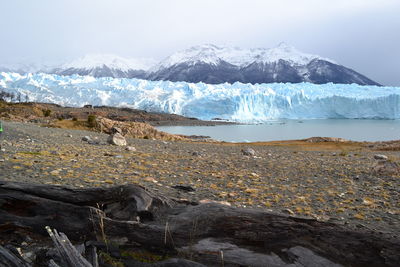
[151,43,332,70]
[0,72,397,122]
[1,44,380,85]
[148,43,380,85]
[50,54,156,79]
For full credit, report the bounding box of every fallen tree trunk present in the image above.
[0,181,399,266]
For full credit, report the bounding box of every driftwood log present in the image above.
[0,181,399,266]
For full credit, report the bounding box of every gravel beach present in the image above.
[1,120,399,240]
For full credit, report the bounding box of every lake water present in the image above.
[157,119,400,142]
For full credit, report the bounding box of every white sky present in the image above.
[0,0,399,85]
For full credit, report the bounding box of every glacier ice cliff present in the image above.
[0,72,399,122]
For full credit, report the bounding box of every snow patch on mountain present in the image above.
[152,43,335,71]
[0,72,398,122]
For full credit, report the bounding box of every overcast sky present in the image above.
[1,0,399,85]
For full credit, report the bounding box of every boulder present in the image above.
[107,133,127,146]
[111,126,123,134]
[242,148,256,156]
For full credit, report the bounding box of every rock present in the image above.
[283,208,295,215]
[192,151,202,156]
[372,160,400,175]
[87,140,100,145]
[111,126,123,134]
[374,154,388,160]
[242,148,256,156]
[107,133,127,146]
[67,134,73,138]
[81,136,92,142]
[125,146,136,151]
[96,116,184,141]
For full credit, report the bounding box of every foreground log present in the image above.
[0,181,399,266]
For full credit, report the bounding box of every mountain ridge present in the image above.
[1,44,380,86]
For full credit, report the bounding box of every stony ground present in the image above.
[1,121,399,239]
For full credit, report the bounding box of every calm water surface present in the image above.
[157,119,400,142]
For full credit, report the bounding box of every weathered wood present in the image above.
[0,181,399,267]
[86,246,99,267]
[0,245,31,267]
[46,227,92,267]
[0,181,171,239]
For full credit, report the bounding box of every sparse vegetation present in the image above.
[87,114,96,128]
[121,250,166,263]
[99,251,124,267]
[17,151,42,156]
[43,109,52,117]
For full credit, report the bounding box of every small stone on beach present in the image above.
[374,154,388,160]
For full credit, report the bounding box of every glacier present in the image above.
[0,72,399,122]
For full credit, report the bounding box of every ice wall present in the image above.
[1,72,399,122]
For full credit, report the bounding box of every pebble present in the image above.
[144,177,158,183]
[82,136,92,142]
[125,146,136,151]
[1,120,399,239]
[199,199,231,206]
[283,208,295,215]
[374,154,388,160]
